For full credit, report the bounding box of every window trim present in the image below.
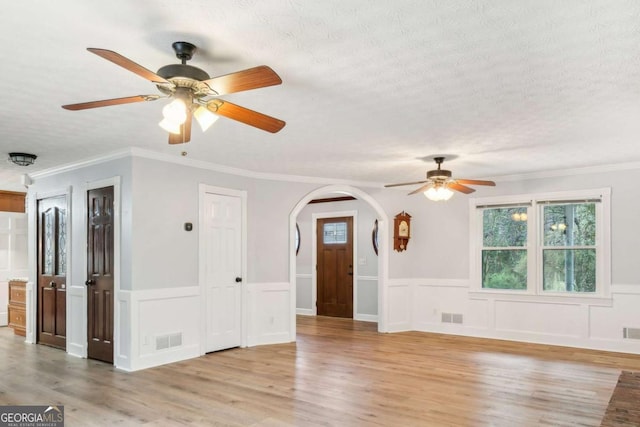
[469,188,611,302]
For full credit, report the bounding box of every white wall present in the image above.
[0,212,28,326]
[383,167,640,353]
[26,150,640,371]
[27,156,133,364]
[295,198,379,320]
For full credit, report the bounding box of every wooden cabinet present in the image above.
[0,191,26,213]
[8,280,26,336]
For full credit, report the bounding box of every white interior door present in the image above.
[203,192,242,352]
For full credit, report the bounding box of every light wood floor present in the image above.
[2,317,640,426]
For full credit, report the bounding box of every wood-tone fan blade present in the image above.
[183,107,192,142]
[62,95,159,110]
[384,180,429,188]
[202,66,282,96]
[168,109,192,145]
[455,179,496,186]
[87,48,172,85]
[207,100,285,133]
[408,183,433,195]
[448,182,476,194]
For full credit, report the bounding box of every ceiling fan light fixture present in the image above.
[159,118,182,135]
[424,185,454,201]
[193,106,219,132]
[162,99,187,125]
[8,152,37,166]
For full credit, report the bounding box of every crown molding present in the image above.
[29,149,133,180]
[27,147,640,188]
[490,161,640,182]
[29,147,386,188]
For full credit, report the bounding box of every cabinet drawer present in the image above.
[8,305,26,336]
[9,286,26,305]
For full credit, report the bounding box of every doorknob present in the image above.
[85,279,95,286]
[235,277,242,283]
[49,281,57,288]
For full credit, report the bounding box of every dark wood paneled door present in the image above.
[316,217,353,318]
[86,186,114,364]
[37,196,67,349]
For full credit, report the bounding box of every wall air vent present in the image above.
[156,332,183,350]
[623,327,640,340]
[441,313,463,324]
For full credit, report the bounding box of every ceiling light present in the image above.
[424,185,454,201]
[8,152,37,166]
[193,106,219,132]
[158,118,182,135]
[162,99,187,124]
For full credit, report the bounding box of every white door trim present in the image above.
[198,184,248,355]
[311,210,358,317]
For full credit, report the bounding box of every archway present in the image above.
[288,185,389,339]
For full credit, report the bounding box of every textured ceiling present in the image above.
[2,1,640,190]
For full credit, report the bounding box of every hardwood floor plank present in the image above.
[2,316,640,426]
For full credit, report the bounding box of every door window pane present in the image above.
[57,208,67,275]
[43,209,54,275]
[323,222,347,244]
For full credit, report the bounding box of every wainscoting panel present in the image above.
[296,273,313,312]
[386,280,411,332]
[67,286,86,358]
[356,275,378,321]
[495,300,583,337]
[409,278,640,354]
[125,286,201,372]
[248,282,292,346]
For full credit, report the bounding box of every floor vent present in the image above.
[623,327,640,340]
[441,313,463,324]
[156,332,183,350]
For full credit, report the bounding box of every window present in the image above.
[481,206,529,290]
[323,222,347,244]
[471,189,610,298]
[542,202,596,292]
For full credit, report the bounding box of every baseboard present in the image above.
[0,310,7,327]
[355,314,378,322]
[247,332,292,347]
[131,344,200,371]
[296,308,314,316]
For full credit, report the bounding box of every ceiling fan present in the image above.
[385,156,496,201]
[62,41,285,144]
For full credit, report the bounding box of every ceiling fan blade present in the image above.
[62,95,159,110]
[408,183,433,195]
[202,66,282,96]
[168,109,192,145]
[207,100,285,133]
[384,180,429,188]
[448,182,476,194]
[87,48,172,85]
[456,179,496,186]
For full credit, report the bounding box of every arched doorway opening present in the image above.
[288,185,389,339]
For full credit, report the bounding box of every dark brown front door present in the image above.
[37,196,67,349]
[317,217,353,318]
[87,186,114,363]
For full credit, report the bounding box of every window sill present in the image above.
[468,290,612,307]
